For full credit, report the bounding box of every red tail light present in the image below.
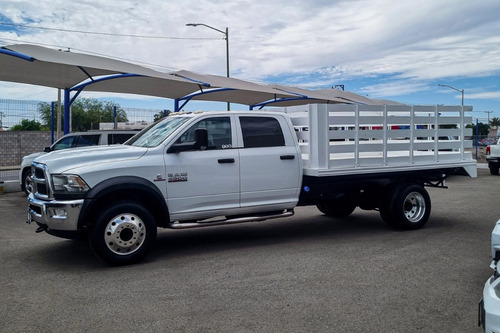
[487,146,491,155]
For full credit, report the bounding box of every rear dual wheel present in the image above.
[380,184,431,230]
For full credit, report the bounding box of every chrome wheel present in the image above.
[23,170,33,196]
[104,213,146,255]
[381,184,431,230]
[403,191,426,223]
[90,202,156,265]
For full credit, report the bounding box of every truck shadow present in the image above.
[27,210,448,268]
[20,238,103,270]
[151,211,401,261]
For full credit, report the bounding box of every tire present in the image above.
[316,200,356,218]
[490,165,499,175]
[379,196,395,227]
[22,168,33,196]
[89,202,157,266]
[382,184,431,230]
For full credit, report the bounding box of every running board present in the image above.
[167,209,294,229]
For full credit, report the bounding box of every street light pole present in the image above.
[187,23,230,111]
[438,84,464,106]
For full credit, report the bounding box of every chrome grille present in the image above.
[32,163,52,199]
[34,167,45,179]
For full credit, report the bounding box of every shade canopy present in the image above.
[0,44,397,109]
[172,70,299,106]
[0,44,205,98]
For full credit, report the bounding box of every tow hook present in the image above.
[35,225,47,233]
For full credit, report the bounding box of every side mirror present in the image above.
[193,128,208,150]
[167,128,209,153]
[43,146,51,153]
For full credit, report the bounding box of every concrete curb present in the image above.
[2,180,21,193]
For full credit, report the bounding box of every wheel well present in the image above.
[22,166,30,175]
[363,178,426,210]
[21,167,30,184]
[79,188,169,230]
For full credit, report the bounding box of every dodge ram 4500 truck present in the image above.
[27,104,477,265]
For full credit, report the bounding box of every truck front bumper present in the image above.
[479,275,500,332]
[27,193,84,238]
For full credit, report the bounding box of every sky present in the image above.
[0,0,499,122]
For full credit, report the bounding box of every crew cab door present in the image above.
[237,115,302,209]
[165,116,239,219]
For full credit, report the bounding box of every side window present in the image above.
[52,136,77,150]
[76,135,100,147]
[240,117,285,148]
[176,117,232,150]
[108,133,135,144]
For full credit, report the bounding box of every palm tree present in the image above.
[489,117,500,128]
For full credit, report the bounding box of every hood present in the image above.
[23,151,45,161]
[33,144,147,174]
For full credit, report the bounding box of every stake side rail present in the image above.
[275,104,476,178]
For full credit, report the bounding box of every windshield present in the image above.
[125,116,190,147]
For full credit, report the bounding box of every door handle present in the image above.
[280,155,295,160]
[218,158,235,164]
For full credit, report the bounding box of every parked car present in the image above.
[480,138,498,147]
[487,138,500,175]
[19,130,138,195]
[479,219,500,332]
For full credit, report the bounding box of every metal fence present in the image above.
[0,99,41,130]
[0,99,164,183]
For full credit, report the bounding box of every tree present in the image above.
[10,119,42,131]
[489,117,500,128]
[466,122,489,136]
[38,98,128,131]
[153,110,171,122]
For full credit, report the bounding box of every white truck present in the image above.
[19,130,138,195]
[27,104,476,265]
[486,138,500,175]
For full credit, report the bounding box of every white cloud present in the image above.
[359,81,430,98]
[0,82,56,101]
[467,91,500,101]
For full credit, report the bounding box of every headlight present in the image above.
[52,174,90,194]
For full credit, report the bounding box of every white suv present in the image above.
[20,130,138,195]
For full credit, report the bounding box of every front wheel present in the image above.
[380,184,431,230]
[89,202,157,266]
[22,168,33,196]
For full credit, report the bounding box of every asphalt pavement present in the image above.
[0,168,498,332]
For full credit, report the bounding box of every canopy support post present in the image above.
[63,89,70,134]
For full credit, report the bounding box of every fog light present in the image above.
[50,208,68,218]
